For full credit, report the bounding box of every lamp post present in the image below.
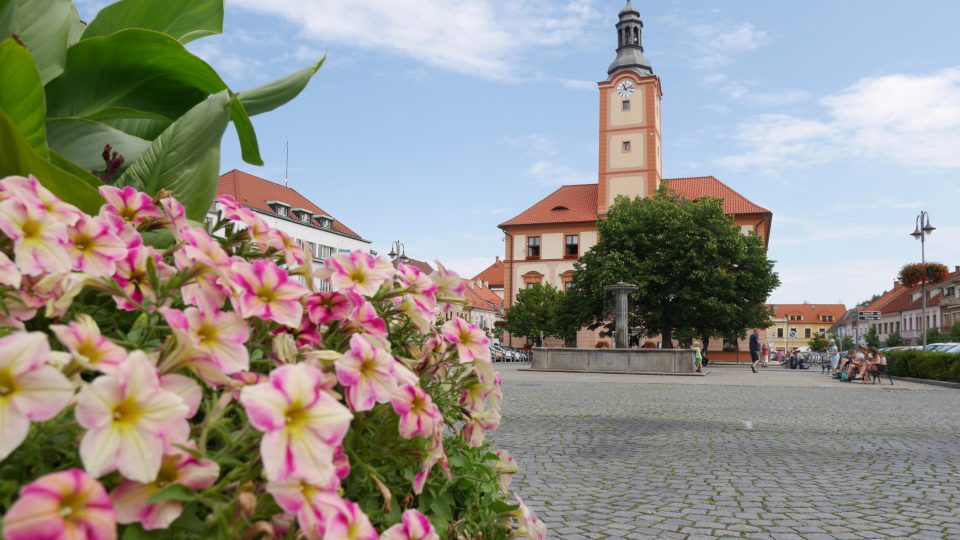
[387,240,408,263]
[910,211,936,348]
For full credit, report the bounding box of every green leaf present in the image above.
[0,108,102,214]
[0,0,16,38]
[118,91,232,221]
[430,494,454,522]
[12,0,82,84]
[146,483,197,505]
[0,37,46,156]
[45,29,262,165]
[237,57,325,116]
[81,0,223,44]
[85,107,172,141]
[489,500,520,514]
[47,118,150,173]
[49,149,102,188]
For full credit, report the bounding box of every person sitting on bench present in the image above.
[858,346,886,384]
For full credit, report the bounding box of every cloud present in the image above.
[687,22,766,70]
[701,74,809,107]
[717,68,960,171]
[562,79,597,91]
[230,0,600,80]
[433,256,497,278]
[525,160,595,186]
[506,134,557,156]
[769,258,905,306]
[188,42,265,83]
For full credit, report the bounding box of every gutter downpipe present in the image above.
[502,228,514,349]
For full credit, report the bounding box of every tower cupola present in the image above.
[607,0,653,77]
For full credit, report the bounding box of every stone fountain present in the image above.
[528,281,698,375]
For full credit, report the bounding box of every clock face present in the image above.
[616,80,636,98]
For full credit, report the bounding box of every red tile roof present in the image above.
[499,177,769,227]
[473,257,505,288]
[217,170,365,241]
[767,303,848,323]
[899,271,960,312]
[499,184,599,227]
[666,176,770,215]
[862,283,909,312]
[463,280,502,311]
[392,257,434,275]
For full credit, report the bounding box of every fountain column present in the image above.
[604,282,639,349]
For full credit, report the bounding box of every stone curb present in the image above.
[517,368,707,377]
[890,375,960,389]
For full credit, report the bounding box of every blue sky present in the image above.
[77,0,960,307]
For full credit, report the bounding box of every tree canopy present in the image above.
[564,189,779,346]
[503,283,570,345]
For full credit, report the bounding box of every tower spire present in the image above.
[608,0,653,77]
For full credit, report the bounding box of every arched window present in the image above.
[633,27,639,45]
[618,28,623,47]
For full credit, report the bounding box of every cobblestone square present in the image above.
[491,365,960,539]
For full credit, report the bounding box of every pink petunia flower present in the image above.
[0,194,71,276]
[229,259,307,328]
[0,332,74,461]
[1,468,116,540]
[0,175,83,225]
[396,263,438,316]
[112,245,174,311]
[158,197,188,232]
[493,449,519,492]
[391,384,443,440]
[514,496,547,540]
[462,408,501,448]
[320,495,378,540]
[51,315,127,374]
[430,261,465,312]
[266,476,338,540]
[412,431,449,495]
[0,250,21,288]
[381,509,440,540]
[67,215,127,277]
[240,363,353,484]
[109,443,219,531]
[160,305,250,376]
[320,251,394,296]
[99,185,163,225]
[441,318,491,363]
[75,352,191,483]
[174,226,232,310]
[216,195,273,248]
[304,291,352,325]
[335,334,397,412]
[267,229,306,266]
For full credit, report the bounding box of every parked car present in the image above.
[930,342,960,353]
[489,344,506,362]
[942,344,960,354]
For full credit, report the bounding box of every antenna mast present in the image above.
[284,141,289,186]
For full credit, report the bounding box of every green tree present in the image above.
[885,331,904,347]
[864,325,881,348]
[503,284,567,345]
[949,322,960,342]
[926,328,945,344]
[808,334,829,351]
[565,189,779,346]
[839,335,855,351]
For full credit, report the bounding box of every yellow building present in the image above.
[767,303,847,352]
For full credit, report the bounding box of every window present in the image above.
[276,206,288,216]
[622,100,631,111]
[777,328,784,338]
[522,271,543,289]
[819,329,826,338]
[526,236,541,259]
[203,216,215,232]
[789,314,803,321]
[560,271,575,291]
[300,212,310,223]
[622,141,631,152]
[804,328,811,339]
[565,234,579,258]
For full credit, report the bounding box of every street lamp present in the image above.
[911,211,935,348]
[387,240,408,263]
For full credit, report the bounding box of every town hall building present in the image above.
[499,1,773,353]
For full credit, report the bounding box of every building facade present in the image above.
[767,303,847,352]
[499,1,773,353]
[210,170,371,290]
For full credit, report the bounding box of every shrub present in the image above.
[887,349,960,383]
[0,176,545,539]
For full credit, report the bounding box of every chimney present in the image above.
[955,266,959,272]
[894,280,901,288]
[495,256,500,263]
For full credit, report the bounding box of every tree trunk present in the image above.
[661,325,673,349]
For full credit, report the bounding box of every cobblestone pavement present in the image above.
[490,364,960,539]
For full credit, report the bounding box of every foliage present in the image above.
[839,335,855,351]
[864,326,881,348]
[950,322,960,342]
[0,0,322,219]
[898,262,949,288]
[564,189,779,346]
[808,334,829,352]
[925,328,945,344]
[0,177,544,539]
[885,331,904,347]
[887,349,960,383]
[503,284,570,344]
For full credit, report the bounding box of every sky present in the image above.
[76,0,960,307]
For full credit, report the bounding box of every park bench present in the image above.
[869,363,894,385]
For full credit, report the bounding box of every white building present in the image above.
[209,170,371,289]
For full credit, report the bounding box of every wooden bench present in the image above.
[869,363,894,385]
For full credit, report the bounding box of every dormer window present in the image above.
[315,215,334,229]
[267,200,291,216]
[292,208,313,223]
[551,205,569,211]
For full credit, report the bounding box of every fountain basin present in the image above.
[528,347,699,375]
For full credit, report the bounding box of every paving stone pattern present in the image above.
[490,365,960,539]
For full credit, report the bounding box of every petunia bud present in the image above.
[271,332,298,364]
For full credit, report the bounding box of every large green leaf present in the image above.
[85,107,172,141]
[47,118,151,173]
[118,91,232,221]
[238,57,325,116]
[0,37,46,156]
[81,0,223,44]
[12,0,83,84]
[0,0,16,37]
[45,29,262,165]
[0,109,102,214]
[49,149,104,188]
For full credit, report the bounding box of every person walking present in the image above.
[761,342,770,368]
[749,329,762,373]
[693,340,703,373]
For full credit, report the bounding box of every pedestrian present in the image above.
[749,329,762,373]
[827,338,840,373]
[693,340,703,373]
[761,342,770,368]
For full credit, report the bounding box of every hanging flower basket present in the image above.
[898,262,949,287]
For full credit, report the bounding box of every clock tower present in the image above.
[597,0,663,215]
